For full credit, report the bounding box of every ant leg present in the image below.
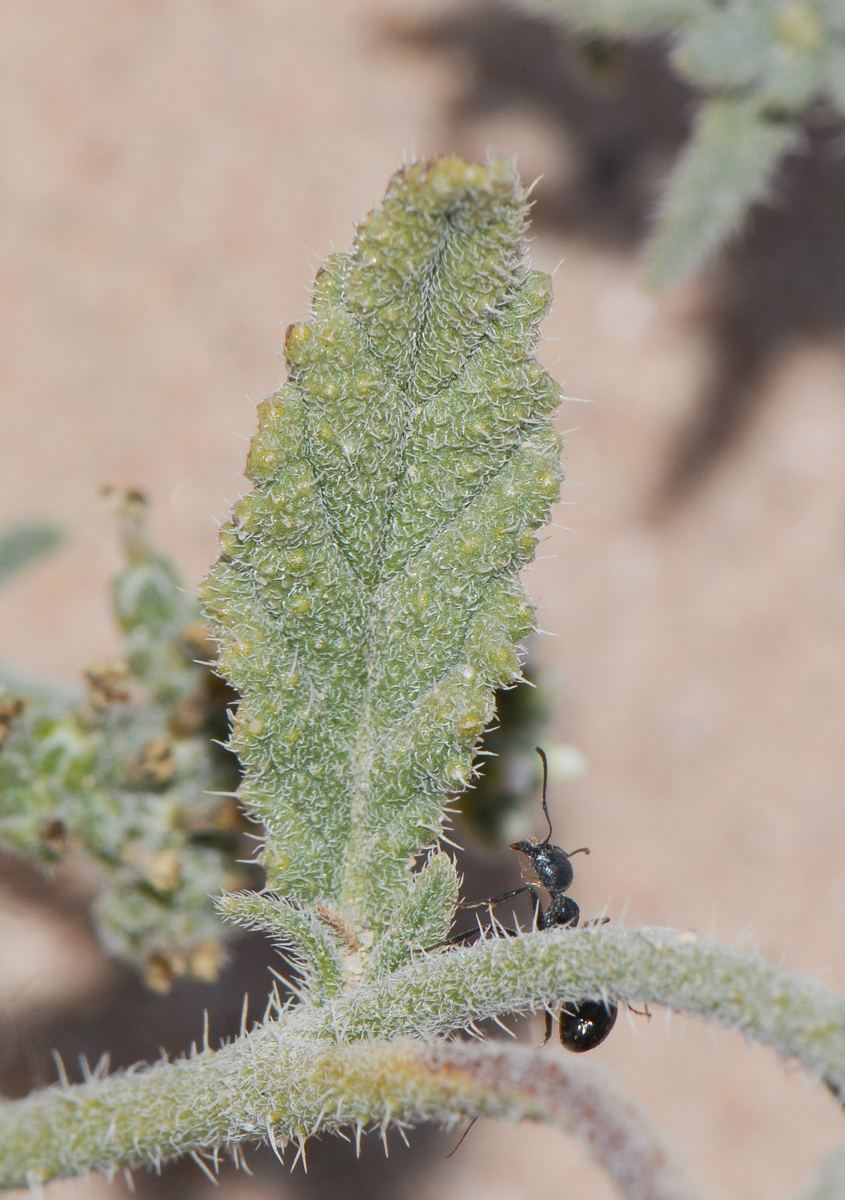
[457,887,530,911]
[541,1008,554,1046]
[438,887,531,948]
[627,1002,651,1019]
[435,927,484,948]
[429,883,535,945]
[433,886,539,952]
[430,920,522,952]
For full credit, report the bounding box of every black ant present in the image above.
[447,747,618,1053]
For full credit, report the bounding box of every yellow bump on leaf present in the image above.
[146,849,181,893]
[775,2,824,52]
[144,952,186,993]
[190,939,225,983]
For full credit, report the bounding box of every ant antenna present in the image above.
[534,747,553,845]
[534,747,591,859]
[445,1117,478,1158]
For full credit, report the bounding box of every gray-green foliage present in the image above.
[521,0,845,284]
[0,519,71,702]
[0,493,246,990]
[0,521,65,587]
[201,155,562,993]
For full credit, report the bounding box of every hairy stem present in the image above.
[1,925,843,1186]
[324,926,845,1082]
[0,1039,692,1199]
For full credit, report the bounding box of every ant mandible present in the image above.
[450,747,618,1052]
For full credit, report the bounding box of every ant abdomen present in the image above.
[558,999,619,1052]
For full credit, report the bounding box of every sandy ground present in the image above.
[2,2,845,1199]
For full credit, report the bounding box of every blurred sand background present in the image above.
[2,2,845,1199]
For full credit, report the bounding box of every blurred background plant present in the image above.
[522,0,845,290]
[0,522,64,590]
[0,522,68,701]
[0,492,249,992]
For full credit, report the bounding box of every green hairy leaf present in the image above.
[201,156,563,986]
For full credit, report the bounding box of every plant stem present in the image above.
[0,1038,694,1198]
[1,925,843,1187]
